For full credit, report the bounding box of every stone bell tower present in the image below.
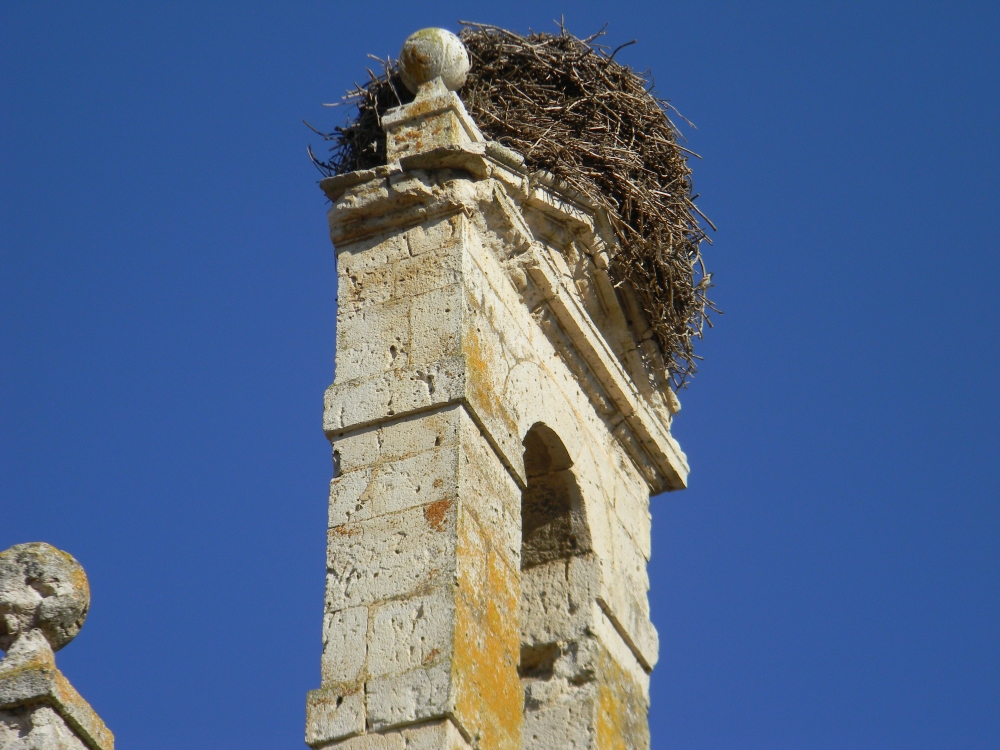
[305,28,689,750]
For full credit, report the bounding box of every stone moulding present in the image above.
[0,657,114,750]
[320,141,689,493]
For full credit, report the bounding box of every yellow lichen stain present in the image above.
[451,505,522,750]
[484,547,520,645]
[306,681,364,725]
[462,305,519,441]
[54,670,116,750]
[65,558,91,601]
[595,649,650,750]
[423,499,452,532]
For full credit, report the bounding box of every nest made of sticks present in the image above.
[309,22,716,390]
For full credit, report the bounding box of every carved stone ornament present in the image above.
[398,27,470,94]
[0,542,90,656]
[0,543,113,750]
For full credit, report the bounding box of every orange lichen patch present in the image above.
[389,110,471,160]
[461,320,497,419]
[484,547,520,644]
[424,499,453,531]
[451,505,522,750]
[308,680,363,702]
[329,525,362,537]
[422,647,442,666]
[462,304,519,442]
[452,586,521,750]
[66,562,91,602]
[454,506,489,593]
[595,648,649,750]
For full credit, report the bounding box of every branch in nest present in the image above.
[309,22,717,391]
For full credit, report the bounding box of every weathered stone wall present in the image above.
[309,403,521,750]
[1,706,90,750]
[306,28,688,750]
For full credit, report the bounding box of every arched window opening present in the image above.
[519,424,592,689]
[520,424,586,570]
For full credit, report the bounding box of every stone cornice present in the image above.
[0,656,114,750]
[320,145,688,492]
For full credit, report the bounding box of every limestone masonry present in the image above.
[0,543,113,750]
[304,28,689,750]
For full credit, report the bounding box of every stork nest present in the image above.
[309,22,716,389]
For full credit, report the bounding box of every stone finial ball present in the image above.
[398,28,470,94]
[0,543,90,653]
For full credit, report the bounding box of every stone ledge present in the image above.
[306,684,366,747]
[0,661,114,750]
[324,357,527,488]
[522,239,689,491]
[311,718,472,750]
[597,596,658,673]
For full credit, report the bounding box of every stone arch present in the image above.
[518,423,593,678]
[520,423,592,570]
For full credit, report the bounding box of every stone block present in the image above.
[320,606,369,685]
[338,220,464,319]
[408,286,463,364]
[611,514,650,598]
[338,255,398,312]
[457,411,520,569]
[336,232,410,268]
[521,556,598,647]
[370,407,461,461]
[315,721,469,750]
[322,732,404,750]
[328,468,372,529]
[522,689,595,750]
[367,589,454,678]
[597,589,659,675]
[330,448,459,528]
[336,300,409,383]
[405,214,462,257]
[593,603,652,694]
[613,475,652,561]
[393,238,463,301]
[400,720,472,750]
[326,501,457,611]
[384,95,483,161]
[366,661,453,731]
[327,407,461,474]
[0,705,89,750]
[324,358,467,433]
[305,686,366,747]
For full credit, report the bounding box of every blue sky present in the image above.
[2,2,998,748]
